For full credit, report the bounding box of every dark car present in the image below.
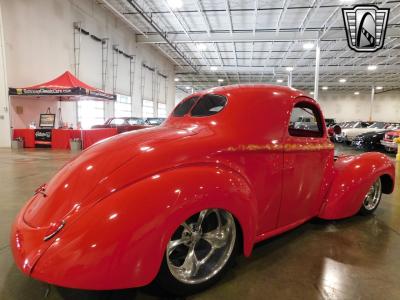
[325,118,336,127]
[144,117,166,126]
[352,124,400,151]
[92,117,149,133]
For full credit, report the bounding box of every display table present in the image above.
[12,128,118,150]
[12,129,35,148]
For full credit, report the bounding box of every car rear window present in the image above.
[173,96,199,117]
[191,94,227,117]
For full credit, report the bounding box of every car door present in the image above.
[278,99,333,227]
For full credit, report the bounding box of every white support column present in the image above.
[0,4,11,147]
[369,85,375,122]
[287,71,292,87]
[314,38,320,100]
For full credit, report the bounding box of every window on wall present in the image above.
[78,101,105,129]
[115,94,132,117]
[158,103,167,117]
[142,100,154,118]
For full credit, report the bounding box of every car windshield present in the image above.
[109,118,126,125]
[128,118,145,125]
[146,118,164,125]
[191,94,227,117]
[368,122,385,129]
[173,96,199,116]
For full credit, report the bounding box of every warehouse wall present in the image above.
[318,90,400,122]
[0,0,176,130]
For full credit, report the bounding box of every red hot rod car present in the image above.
[11,85,394,295]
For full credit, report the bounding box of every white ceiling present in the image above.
[104,0,400,93]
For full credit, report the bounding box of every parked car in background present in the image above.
[344,122,388,143]
[144,117,166,126]
[381,129,400,152]
[92,117,149,133]
[351,124,399,151]
[335,121,370,143]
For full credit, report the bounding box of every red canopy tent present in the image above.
[9,71,116,100]
[9,71,117,149]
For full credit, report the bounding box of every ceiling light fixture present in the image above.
[174,78,180,82]
[167,0,183,9]
[339,78,346,83]
[376,86,383,90]
[367,65,377,71]
[310,91,314,95]
[286,67,294,72]
[354,91,360,95]
[276,79,283,83]
[303,42,314,50]
[185,86,191,90]
[218,78,224,82]
[210,66,218,71]
[322,86,328,90]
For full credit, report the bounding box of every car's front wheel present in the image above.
[155,208,238,296]
[359,178,382,215]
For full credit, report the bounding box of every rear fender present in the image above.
[318,153,394,220]
[32,164,256,289]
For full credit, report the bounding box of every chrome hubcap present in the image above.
[363,178,382,211]
[166,209,236,284]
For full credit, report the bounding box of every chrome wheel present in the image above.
[166,209,236,284]
[363,178,382,211]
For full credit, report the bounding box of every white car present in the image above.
[335,121,369,143]
[345,122,388,142]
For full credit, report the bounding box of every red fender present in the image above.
[318,152,394,220]
[28,165,256,290]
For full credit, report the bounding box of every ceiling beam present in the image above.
[176,64,400,74]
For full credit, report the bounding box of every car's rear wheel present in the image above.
[359,178,382,215]
[155,208,238,296]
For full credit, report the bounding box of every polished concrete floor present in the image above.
[0,145,399,300]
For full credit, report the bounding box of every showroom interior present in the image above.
[1,0,400,299]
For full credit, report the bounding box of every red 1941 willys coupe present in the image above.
[11,85,395,295]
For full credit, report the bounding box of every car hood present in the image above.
[356,130,388,139]
[23,125,201,229]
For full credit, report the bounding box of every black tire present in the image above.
[359,178,382,215]
[153,209,239,296]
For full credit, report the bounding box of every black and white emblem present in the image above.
[342,5,389,52]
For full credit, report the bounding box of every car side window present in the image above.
[288,102,324,138]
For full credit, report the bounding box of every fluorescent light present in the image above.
[276,79,283,83]
[339,78,346,83]
[310,91,314,95]
[303,42,314,50]
[174,78,180,82]
[210,66,218,71]
[376,86,383,90]
[354,91,360,95]
[217,78,224,82]
[286,67,294,72]
[196,43,207,51]
[185,86,191,90]
[368,65,377,71]
[322,86,328,90]
[167,0,183,9]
